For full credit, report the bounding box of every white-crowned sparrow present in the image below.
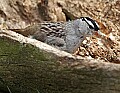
[11,17,108,53]
[34,17,102,53]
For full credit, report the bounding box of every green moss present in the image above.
[0,37,56,64]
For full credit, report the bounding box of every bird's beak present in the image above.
[93,30,105,37]
[93,31,99,36]
[93,31,99,37]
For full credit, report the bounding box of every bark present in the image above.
[0,30,120,93]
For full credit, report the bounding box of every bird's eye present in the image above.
[80,36,84,38]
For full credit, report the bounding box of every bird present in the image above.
[10,17,108,53]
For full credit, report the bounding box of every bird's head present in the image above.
[80,17,110,37]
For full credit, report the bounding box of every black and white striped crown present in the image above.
[81,17,100,31]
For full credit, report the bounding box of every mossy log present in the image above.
[0,30,120,93]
